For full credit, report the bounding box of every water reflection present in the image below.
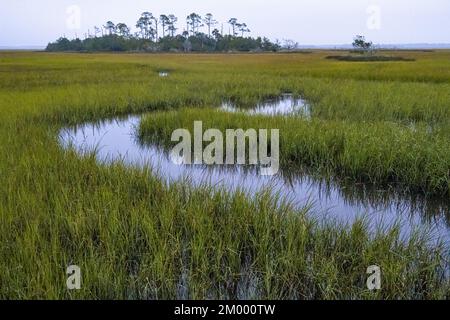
[221,94,311,118]
[59,114,450,244]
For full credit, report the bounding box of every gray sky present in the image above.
[1,0,449,47]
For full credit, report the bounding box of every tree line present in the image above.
[46,12,282,52]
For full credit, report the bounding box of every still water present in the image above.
[59,97,449,244]
[221,94,311,117]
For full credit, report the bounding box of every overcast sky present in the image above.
[1,0,449,47]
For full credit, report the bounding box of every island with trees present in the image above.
[46,12,282,53]
[325,35,415,62]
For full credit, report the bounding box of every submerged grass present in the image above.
[0,51,449,299]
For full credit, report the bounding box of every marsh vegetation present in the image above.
[0,50,449,299]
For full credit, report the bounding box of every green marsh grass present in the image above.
[0,51,449,299]
[139,109,450,196]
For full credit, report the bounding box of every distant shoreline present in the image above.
[2,48,450,54]
[3,44,450,51]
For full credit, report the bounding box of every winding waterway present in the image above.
[59,96,450,244]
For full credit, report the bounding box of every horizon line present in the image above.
[2,42,450,50]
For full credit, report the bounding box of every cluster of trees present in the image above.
[352,35,375,54]
[46,12,281,52]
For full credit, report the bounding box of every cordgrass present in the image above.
[139,108,450,196]
[0,50,449,299]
